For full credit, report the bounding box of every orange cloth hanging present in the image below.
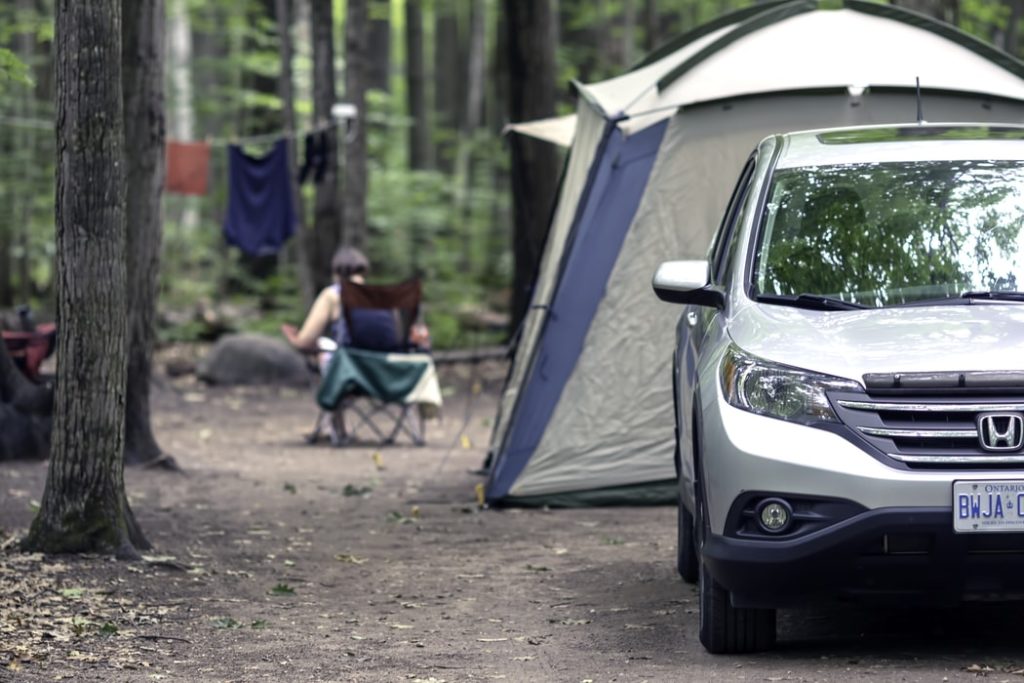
[165,140,211,196]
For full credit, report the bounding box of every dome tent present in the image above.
[486,0,1024,506]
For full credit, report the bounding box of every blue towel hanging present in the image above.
[224,139,296,256]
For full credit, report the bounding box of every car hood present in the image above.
[728,301,1024,384]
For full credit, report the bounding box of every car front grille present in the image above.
[831,394,1024,468]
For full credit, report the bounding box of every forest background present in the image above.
[0,0,1020,350]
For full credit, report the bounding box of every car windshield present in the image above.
[754,160,1024,308]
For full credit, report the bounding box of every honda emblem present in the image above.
[977,413,1024,452]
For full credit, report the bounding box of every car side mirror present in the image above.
[652,260,725,308]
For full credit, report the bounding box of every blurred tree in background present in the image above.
[0,0,1023,348]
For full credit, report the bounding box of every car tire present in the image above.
[696,476,776,654]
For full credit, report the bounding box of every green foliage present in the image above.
[0,48,30,91]
[759,161,1024,306]
[11,0,1024,352]
[212,616,243,629]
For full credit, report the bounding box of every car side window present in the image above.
[711,157,756,285]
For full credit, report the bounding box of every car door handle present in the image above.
[686,311,699,327]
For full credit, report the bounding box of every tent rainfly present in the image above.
[486,0,1024,507]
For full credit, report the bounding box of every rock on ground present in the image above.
[196,333,312,388]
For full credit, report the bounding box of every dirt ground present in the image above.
[3,351,1024,682]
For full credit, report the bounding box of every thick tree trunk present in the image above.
[310,0,341,291]
[344,0,369,250]
[368,0,391,92]
[405,0,431,170]
[505,0,560,335]
[276,0,314,308]
[433,1,461,173]
[23,0,148,557]
[122,0,167,467]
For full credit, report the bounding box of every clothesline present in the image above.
[0,113,340,146]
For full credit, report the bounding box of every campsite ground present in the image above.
[2,350,1024,682]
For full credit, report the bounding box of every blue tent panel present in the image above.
[488,120,668,501]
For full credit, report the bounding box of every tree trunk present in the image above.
[505,0,560,335]
[310,0,341,291]
[893,0,950,20]
[1006,0,1023,55]
[122,0,167,467]
[276,0,314,308]
[167,0,200,236]
[484,2,511,291]
[643,0,659,52]
[0,161,10,308]
[622,0,636,68]
[454,0,486,271]
[433,1,461,173]
[344,0,369,250]
[23,0,149,557]
[405,0,431,170]
[368,0,391,92]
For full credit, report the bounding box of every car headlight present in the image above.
[720,344,860,424]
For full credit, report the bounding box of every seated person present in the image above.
[282,246,369,371]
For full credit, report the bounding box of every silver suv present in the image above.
[653,124,1024,654]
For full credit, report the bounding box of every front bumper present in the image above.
[704,507,1024,608]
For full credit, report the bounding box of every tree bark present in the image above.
[0,146,10,308]
[344,0,369,250]
[122,0,167,467]
[643,0,659,52]
[23,0,148,557]
[505,0,560,335]
[454,0,486,271]
[167,0,200,236]
[310,0,342,291]
[433,0,461,173]
[1006,0,1023,55]
[405,0,431,170]
[276,0,314,308]
[893,0,950,20]
[368,0,391,92]
[622,0,636,68]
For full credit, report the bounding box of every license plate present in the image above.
[953,480,1024,533]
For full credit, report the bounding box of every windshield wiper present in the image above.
[756,293,867,311]
[961,290,1024,302]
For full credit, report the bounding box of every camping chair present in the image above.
[310,278,442,447]
[2,322,56,382]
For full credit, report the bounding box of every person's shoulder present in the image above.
[318,284,341,301]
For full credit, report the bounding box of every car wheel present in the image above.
[696,478,776,653]
[677,491,698,583]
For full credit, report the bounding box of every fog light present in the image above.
[757,499,792,534]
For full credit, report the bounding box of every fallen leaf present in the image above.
[335,554,367,564]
